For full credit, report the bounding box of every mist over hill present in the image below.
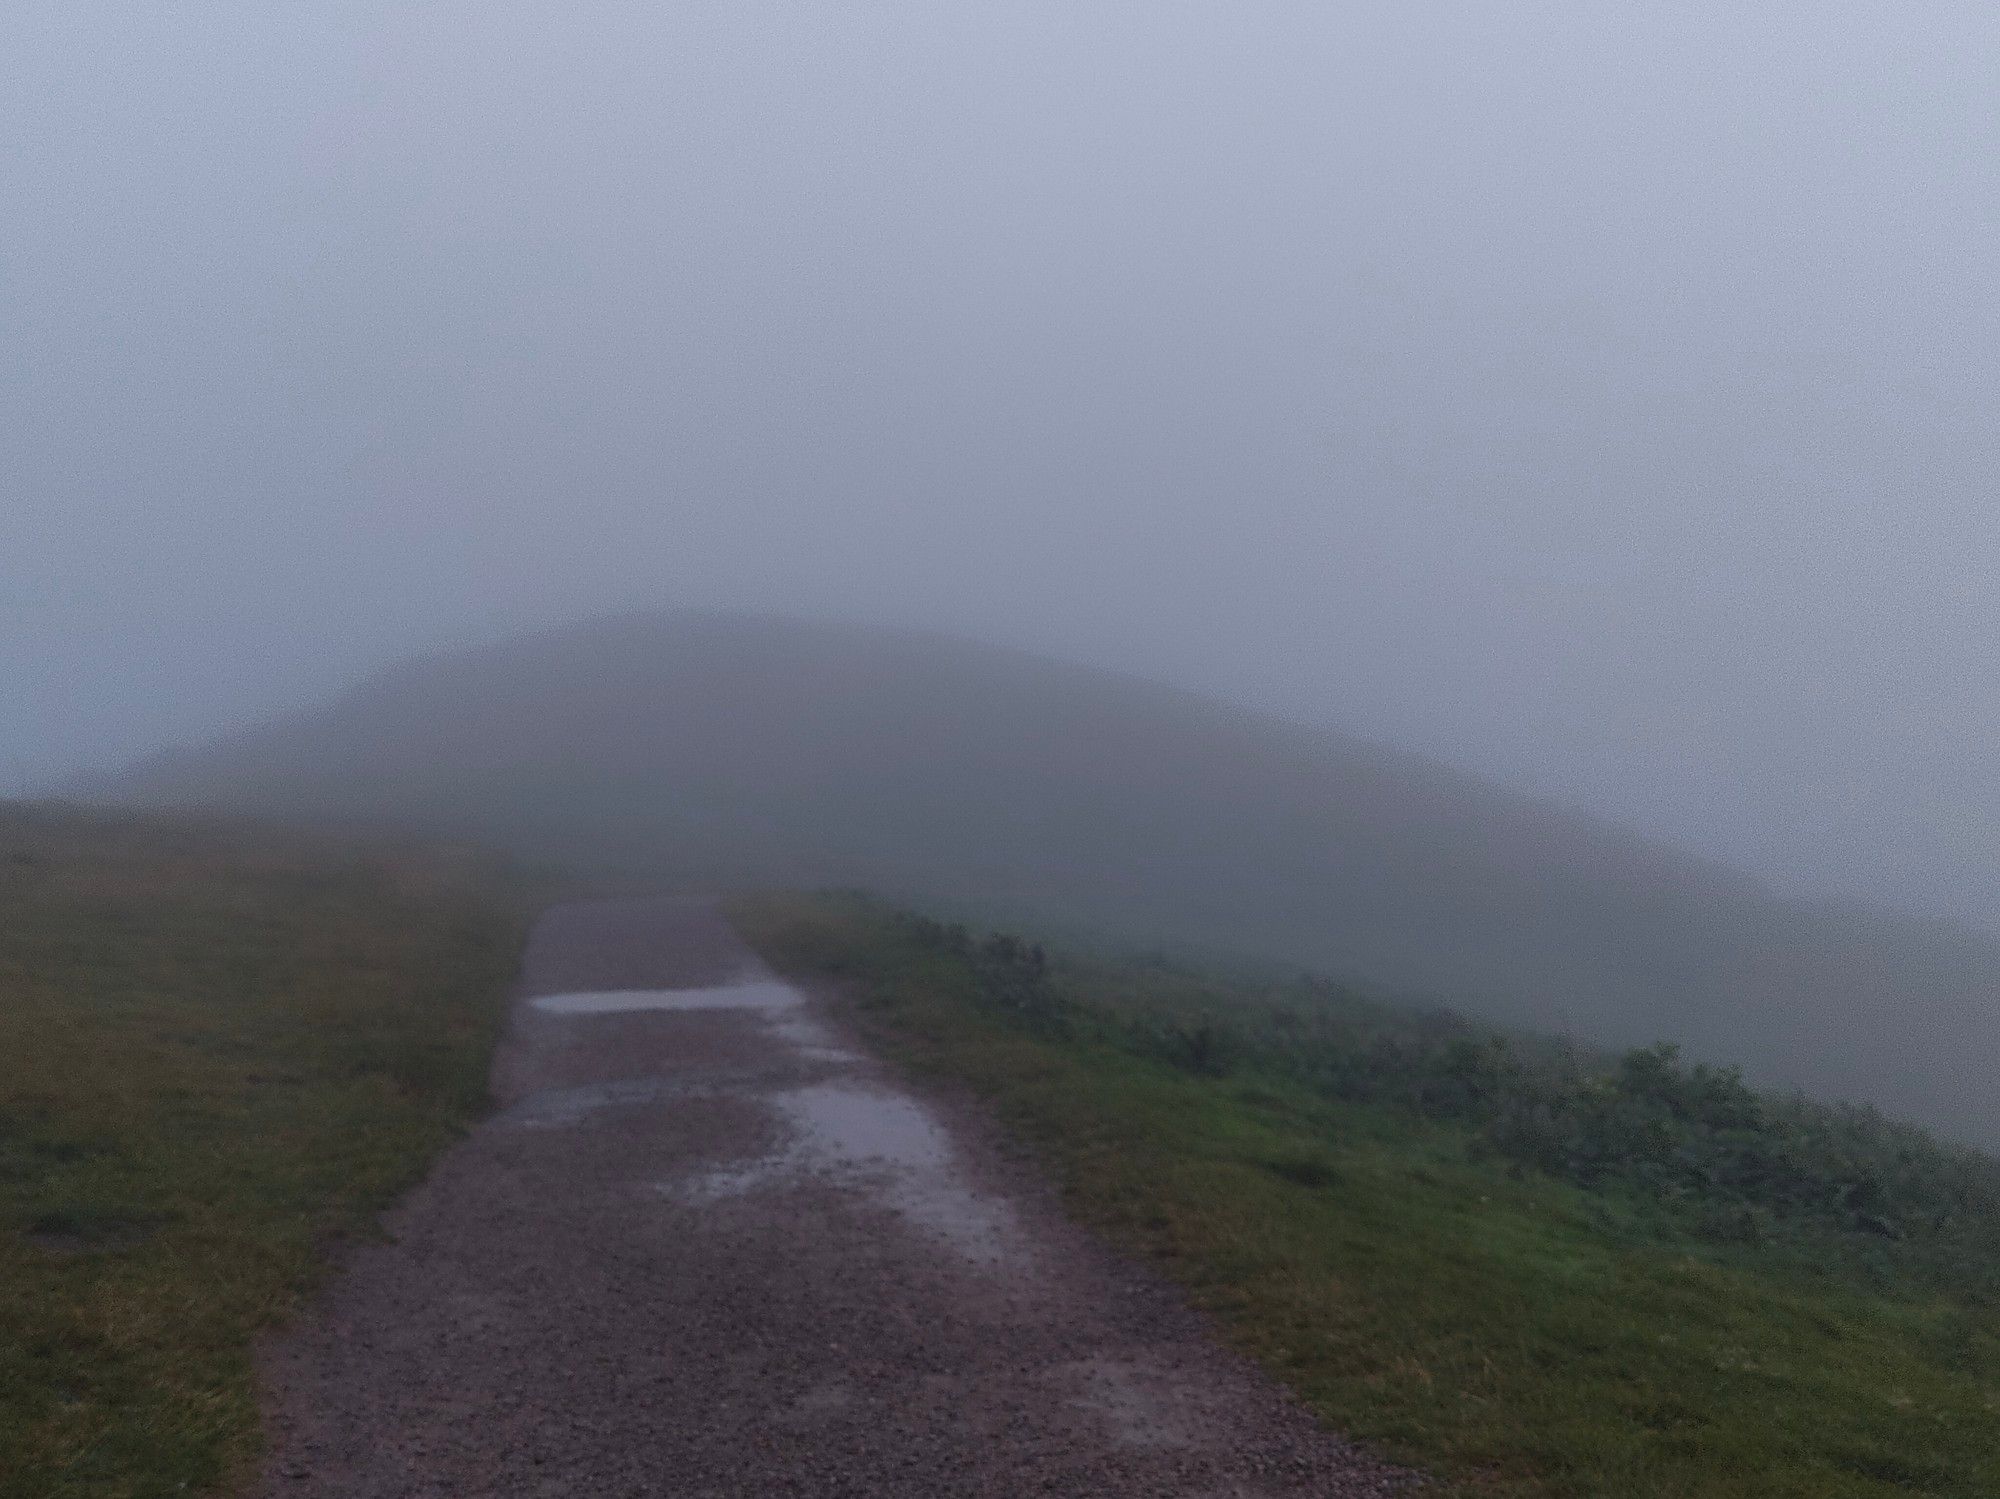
[115,610,2000,1146]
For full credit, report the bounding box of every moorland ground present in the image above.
[8,795,1996,1498]
[735,891,2000,1499]
[0,804,523,1499]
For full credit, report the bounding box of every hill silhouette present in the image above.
[114,610,2000,1145]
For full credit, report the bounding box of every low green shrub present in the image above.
[885,905,2000,1299]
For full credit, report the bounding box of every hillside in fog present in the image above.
[115,610,2000,1146]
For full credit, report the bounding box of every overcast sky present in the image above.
[5,3,1997,925]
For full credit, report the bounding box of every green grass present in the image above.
[0,802,525,1498]
[732,891,2000,1499]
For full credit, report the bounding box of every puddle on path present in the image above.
[502,1078,686,1128]
[530,977,800,1016]
[766,1012,866,1064]
[528,974,861,1063]
[674,1082,1027,1270]
[524,968,1022,1267]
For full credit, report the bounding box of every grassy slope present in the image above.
[0,803,524,1499]
[733,893,2000,1499]
[114,609,2000,1153]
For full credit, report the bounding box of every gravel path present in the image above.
[255,896,1418,1496]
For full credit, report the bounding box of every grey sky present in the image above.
[6,3,1998,924]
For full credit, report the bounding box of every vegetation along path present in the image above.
[255,897,1414,1496]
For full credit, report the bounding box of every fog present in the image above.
[7,3,1997,928]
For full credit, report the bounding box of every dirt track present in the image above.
[255,897,1416,1496]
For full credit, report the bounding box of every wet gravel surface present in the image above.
[255,896,1419,1497]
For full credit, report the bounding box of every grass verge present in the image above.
[731,891,2000,1499]
[0,802,525,1498]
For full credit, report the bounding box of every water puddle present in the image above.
[526,970,1019,1266]
[528,974,861,1063]
[673,1082,1026,1270]
[766,1012,866,1064]
[530,977,800,1016]
[503,1078,686,1127]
